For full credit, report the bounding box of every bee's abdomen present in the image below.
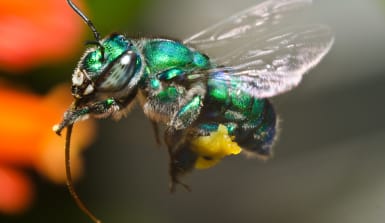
[232,100,277,158]
[197,79,277,158]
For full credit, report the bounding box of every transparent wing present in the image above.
[183,0,334,98]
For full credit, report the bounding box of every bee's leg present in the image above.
[54,98,120,135]
[164,127,196,192]
[150,121,162,147]
[54,92,136,135]
[169,84,205,130]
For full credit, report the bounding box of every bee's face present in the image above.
[71,34,139,99]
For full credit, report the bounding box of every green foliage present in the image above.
[86,0,152,34]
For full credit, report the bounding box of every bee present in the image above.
[54,0,333,222]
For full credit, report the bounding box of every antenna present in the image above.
[62,0,103,213]
[67,0,101,42]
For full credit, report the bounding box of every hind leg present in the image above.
[163,99,278,191]
[164,123,242,192]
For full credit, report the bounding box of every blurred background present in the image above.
[1,0,385,222]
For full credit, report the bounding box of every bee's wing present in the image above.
[183,0,334,98]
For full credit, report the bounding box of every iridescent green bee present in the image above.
[55,0,333,194]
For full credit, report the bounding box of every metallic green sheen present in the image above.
[231,91,252,110]
[251,99,265,116]
[103,35,130,62]
[83,34,131,75]
[159,68,184,80]
[179,96,201,115]
[156,86,180,103]
[150,79,160,89]
[209,86,228,102]
[207,79,229,103]
[143,40,193,72]
[106,98,114,105]
[198,122,237,136]
[84,51,103,72]
[199,123,219,133]
[192,52,210,68]
[226,123,237,135]
[176,96,202,126]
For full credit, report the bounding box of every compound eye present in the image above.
[83,50,103,74]
[98,51,137,91]
[120,53,133,65]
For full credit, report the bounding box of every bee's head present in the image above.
[71,33,141,100]
[65,0,141,101]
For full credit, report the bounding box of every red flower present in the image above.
[0,84,96,214]
[0,0,96,215]
[0,0,85,72]
[0,166,33,214]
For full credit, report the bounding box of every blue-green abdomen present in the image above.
[196,71,277,157]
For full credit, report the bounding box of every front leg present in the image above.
[170,95,203,130]
[54,98,123,135]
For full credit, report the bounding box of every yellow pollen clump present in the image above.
[191,124,242,169]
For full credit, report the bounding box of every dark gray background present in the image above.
[85,1,385,223]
